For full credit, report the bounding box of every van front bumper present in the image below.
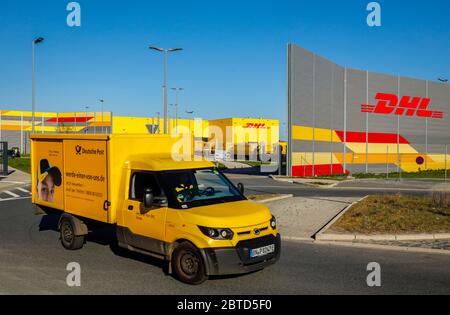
[200,234,281,276]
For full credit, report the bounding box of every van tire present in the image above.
[171,242,208,285]
[60,218,85,250]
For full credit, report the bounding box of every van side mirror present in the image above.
[143,188,154,208]
[237,183,244,195]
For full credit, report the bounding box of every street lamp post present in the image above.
[85,106,89,133]
[169,104,178,133]
[32,37,44,133]
[174,103,178,131]
[185,110,194,134]
[149,46,183,134]
[171,87,183,130]
[168,104,175,133]
[156,111,161,134]
[99,99,105,133]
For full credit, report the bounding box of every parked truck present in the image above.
[31,134,280,284]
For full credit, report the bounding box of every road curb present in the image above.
[254,194,294,203]
[268,175,331,188]
[269,175,350,188]
[314,240,450,256]
[281,236,315,242]
[313,196,369,240]
[317,233,450,241]
[393,234,436,241]
[268,175,294,183]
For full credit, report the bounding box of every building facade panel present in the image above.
[288,43,450,176]
[346,69,367,133]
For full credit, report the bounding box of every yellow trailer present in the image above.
[31,134,280,284]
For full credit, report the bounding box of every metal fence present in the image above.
[0,111,113,154]
[296,143,449,180]
[38,111,113,134]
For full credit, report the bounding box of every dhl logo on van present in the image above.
[361,93,444,119]
[245,123,267,129]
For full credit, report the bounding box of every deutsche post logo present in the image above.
[361,93,444,119]
[75,145,82,155]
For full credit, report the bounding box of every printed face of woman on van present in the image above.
[37,175,56,202]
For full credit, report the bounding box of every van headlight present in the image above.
[198,226,234,240]
[270,216,277,229]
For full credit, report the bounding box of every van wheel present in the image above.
[60,218,85,250]
[172,242,208,285]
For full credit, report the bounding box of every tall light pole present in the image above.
[156,111,161,134]
[85,106,89,133]
[169,104,177,133]
[171,87,183,130]
[149,45,183,134]
[186,110,194,134]
[32,37,44,133]
[168,104,172,131]
[99,99,105,133]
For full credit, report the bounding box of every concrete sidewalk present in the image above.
[219,160,251,169]
[265,196,359,240]
[0,168,31,191]
[270,175,343,187]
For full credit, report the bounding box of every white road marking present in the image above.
[0,181,28,184]
[3,190,20,198]
[0,196,31,202]
[16,187,31,194]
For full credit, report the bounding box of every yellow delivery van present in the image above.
[31,134,280,284]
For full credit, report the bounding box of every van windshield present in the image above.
[160,168,245,208]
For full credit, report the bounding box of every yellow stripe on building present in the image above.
[292,125,341,142]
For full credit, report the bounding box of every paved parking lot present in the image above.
[226,174,441,198]
[1,172,449,294]
[0,195,449,294]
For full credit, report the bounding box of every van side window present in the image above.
[130,172,163,200]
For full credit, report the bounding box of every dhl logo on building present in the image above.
[361,93,444,119]
[244,123,267,129]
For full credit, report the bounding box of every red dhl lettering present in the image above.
[245,123,267,129]
[361,93,444,119]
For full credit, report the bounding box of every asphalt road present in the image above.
[227,175,445,198]
[1,198,449,294]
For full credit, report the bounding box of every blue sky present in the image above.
[0,0,449,137]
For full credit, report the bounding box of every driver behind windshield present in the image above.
[162,169,244,208]
[175,172,196,202]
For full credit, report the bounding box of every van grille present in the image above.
[237,226,268,236]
